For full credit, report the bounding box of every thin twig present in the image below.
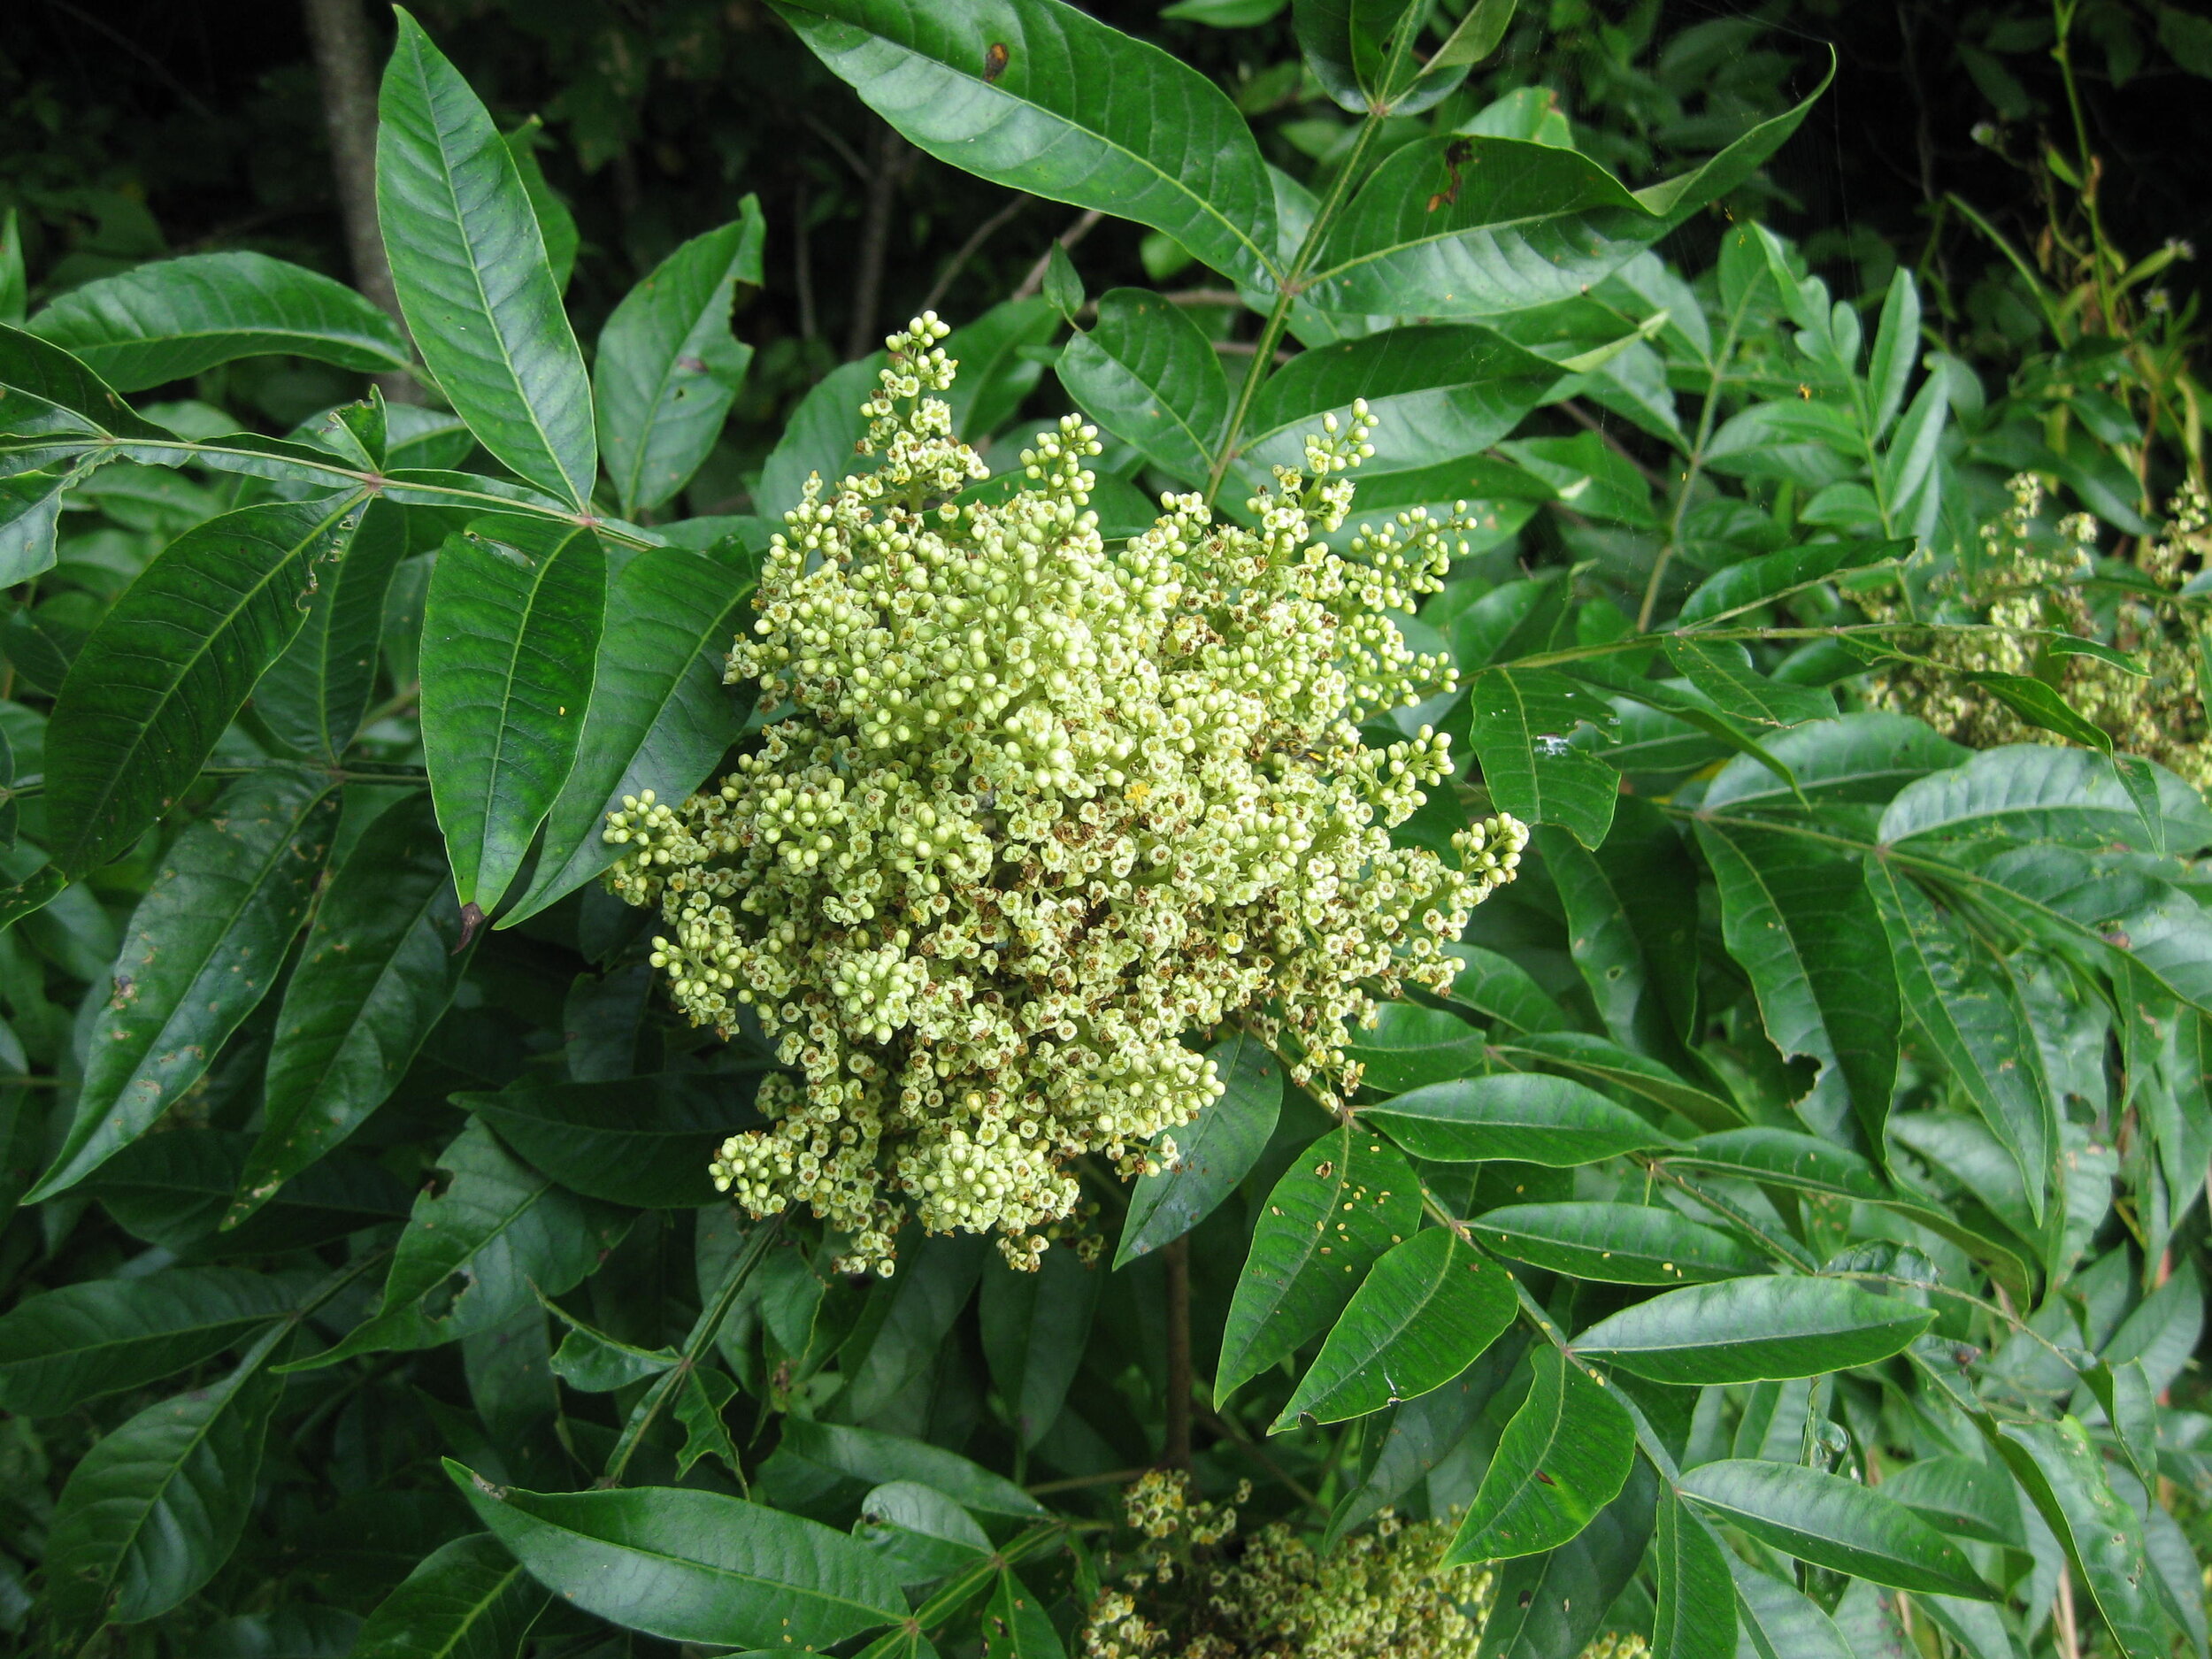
[1557,400,1667,490]
[42,0,215,120]
[800,111,872,183]
[795,182,818,342]
[1192,1397,1319,1509]
[1164,1236,1193,1470]
[920,195,1032,316]
[1026,1466,1153,1497]
[2055,1568,2082,1659]
[845,125,913,361]
[1013,210,1104,302]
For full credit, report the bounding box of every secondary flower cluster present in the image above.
[606,314,1524,1272]
[1081,1474,1491,1659]
[1079,1473,1649,1659]
[1865,473,2212,788]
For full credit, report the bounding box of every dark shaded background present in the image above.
[7,0,2208,451]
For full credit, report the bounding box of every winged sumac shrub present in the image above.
[0,3,2206,1658]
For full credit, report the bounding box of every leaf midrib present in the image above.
[799,3,1279,289]
[518,572,754,912]
[53,495,362,874]
[86,781,331,1119]
[399,36,585,508]
[63,1332,277,1624]
[515,1509,900,1624]
[271,874,451,1112]
[469,526,586,907]
[611,257,743,514]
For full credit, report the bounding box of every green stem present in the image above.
[600,1210,783,1487]
[1642,273,1760,630]
[1640,1161,1818,1270]
[75,435,661,549]
[1205,116,1386,503]
[0,760,431,809]
[2050,0,2119,340]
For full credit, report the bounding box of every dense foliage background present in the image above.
[2,2,2211,1658]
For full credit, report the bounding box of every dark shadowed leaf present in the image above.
[837,1233,989,1422]
[351,1531,548,1659]
[941,300,1060,441]
[979,1246,1101,1448]
[775,1419,1043,1517]
[1118,1029,1281,1263]
[1444,943,1571,1033]
[1482,1458,1657,1659]
[288,1120,629,1370]
[1327,1332,1526,1545]
[45,495,366,876]
[982,1570,1066,1659]
[45,1329,285,1635]
[29,770,337,1201]
[462,1071,766,1208]
[0,1267,296,1417]
[234,793,472,1223]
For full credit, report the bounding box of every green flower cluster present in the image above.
[1865,473,2212,788]
[606,315,1524,1272]
[1081,1474,1641,1659]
